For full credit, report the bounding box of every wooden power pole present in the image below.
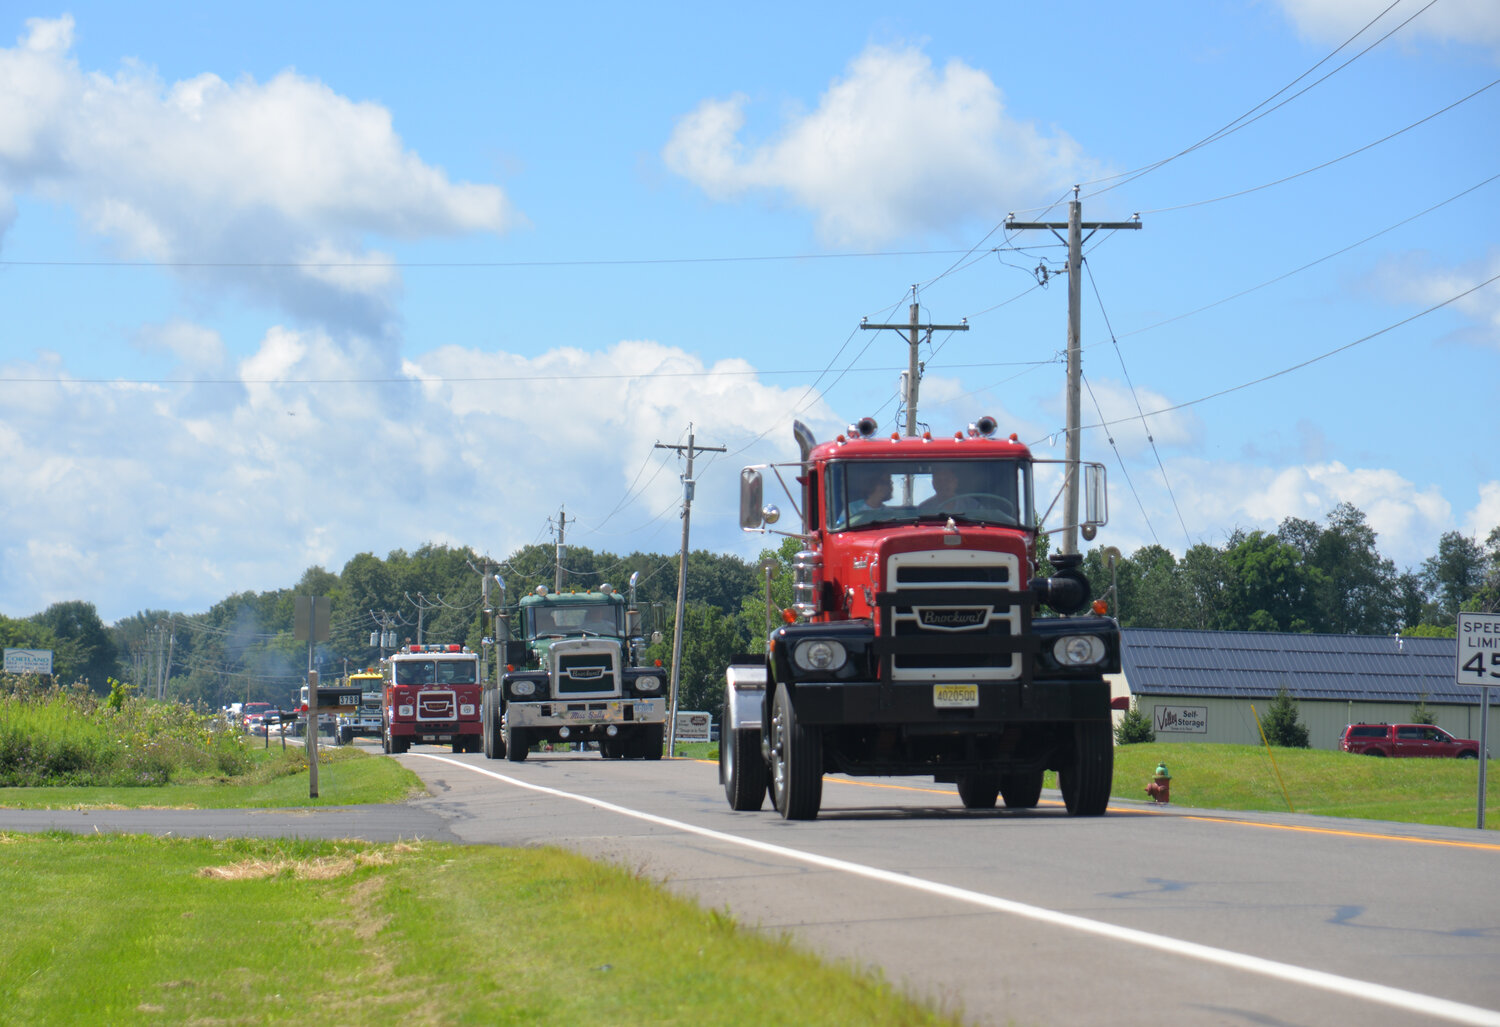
[1006,189,1141,555]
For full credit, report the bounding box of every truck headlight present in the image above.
[794,639,847,672]
[459,704,476,717]
[634,675,661,692]
[511,680,536,697]
[1053,635,1105,666]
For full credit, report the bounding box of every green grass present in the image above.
[0,745,424,810]
[0,832,960,1026]
[1106,743,1498,829]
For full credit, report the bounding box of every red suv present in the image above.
[1340,723,1480,759]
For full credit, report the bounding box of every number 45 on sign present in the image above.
[1457,612,1500,686]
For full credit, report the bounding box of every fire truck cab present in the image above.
[381,644,482,754]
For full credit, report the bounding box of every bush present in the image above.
[1260,686,1310,748]
[0,679,253,786]
[1115,700,1155,744]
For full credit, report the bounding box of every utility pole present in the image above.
[655,426,726,755]
[467,558,500,686]
[550,506,568,593]
[405,593,442,645]
[370,610,401,660]
[1006,188,1141,555]
[860,291,968,436]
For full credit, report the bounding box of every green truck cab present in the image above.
[482,582,666,761]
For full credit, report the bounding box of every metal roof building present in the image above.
[1120,628,1467,703]
[1115,628,1494,750]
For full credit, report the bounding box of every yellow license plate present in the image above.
[933,684,979,708]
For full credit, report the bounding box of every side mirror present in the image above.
[1082,463,1108,531]
[740,468,765,529]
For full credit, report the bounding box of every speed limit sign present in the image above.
[1457,612,1500,687]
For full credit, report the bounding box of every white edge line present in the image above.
[418,754,1500,1027]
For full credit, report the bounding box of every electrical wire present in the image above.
[1084,259,1191,548]
[1073,270,1500,434]
[1135,77,1499,216]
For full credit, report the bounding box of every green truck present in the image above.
[482,579,666,761]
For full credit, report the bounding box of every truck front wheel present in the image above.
[770,682,822,820]
[505,726,529,762]
[1059,720,1112,816]
[1000,770,1044,809]
[722,724,768,811]
[955,772,1001,810]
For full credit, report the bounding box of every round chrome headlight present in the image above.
[793,639,848,672]
[511,680,536,697]
[1054,635,1105,666]
[634,675,661,693]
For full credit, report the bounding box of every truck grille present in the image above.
[875,550,1033,682]
[415,690,457,721]
[551,639,622,698]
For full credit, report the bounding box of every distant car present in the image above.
[1340,723,1480,758]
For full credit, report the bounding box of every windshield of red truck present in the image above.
[826,459,1030,530]
[393,658,477,685]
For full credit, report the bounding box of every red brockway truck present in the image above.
[381,644,483,754]
[721,416,1121,820]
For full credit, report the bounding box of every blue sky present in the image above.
[1,1,1497,624]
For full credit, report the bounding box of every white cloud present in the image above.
[0,16,516,331]
[1103,457,1452,568]
[1463,481,1500,543]
[1369,248,1500,349]
[1278,0,1500,49]
[664,44,1100,246]
[0,331,833,622]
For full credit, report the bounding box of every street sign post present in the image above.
[1456,612,1499,830]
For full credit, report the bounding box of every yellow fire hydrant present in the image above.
[1146,761,1171,804]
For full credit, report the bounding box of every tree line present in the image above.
[3,501,1496,718]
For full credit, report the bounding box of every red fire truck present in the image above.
[381,644,482,754]
[721,416,1120,820]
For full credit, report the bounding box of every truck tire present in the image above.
[1059,720,1112,816]
[381,723,391,754]
[722,726,768,811]
[481,694,497,759]
[391,734,410,755]
[641,723,664,760]
[956,772,1001,810]
[505,726,528,762]
[1000,770,1044,809]
[770,682,822,820]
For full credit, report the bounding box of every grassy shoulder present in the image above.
[0,832,959,1026]
[1108,743,1496,829]
[0,744,424,810]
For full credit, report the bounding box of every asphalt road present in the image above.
[6,743,1499,1027]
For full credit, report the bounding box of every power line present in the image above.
[1084,0,1435,199]
[1134,76,1500,216]
[1071,271,1500,435]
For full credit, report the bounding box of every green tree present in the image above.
[1421,530,1486,625]
[32,600,118,691]
[1220,530,1314,633]
[1260,686,1309,748]
[1114,700,1155,744]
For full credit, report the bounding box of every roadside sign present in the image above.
[675,711,713,742]
[3,648,53,675]
[1456,612,1500,687]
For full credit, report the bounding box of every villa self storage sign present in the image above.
[1154,705,1208,733]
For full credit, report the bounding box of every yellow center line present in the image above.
[688,758,1498,848]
